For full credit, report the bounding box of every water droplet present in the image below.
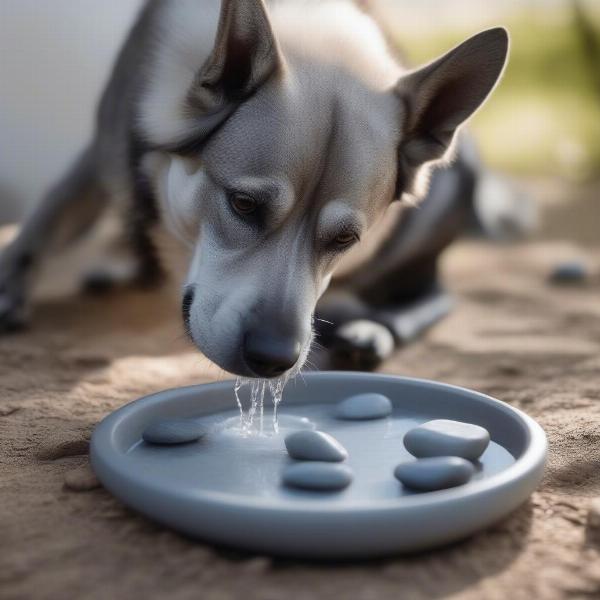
[234,377,245,429]
[231,374,290,435]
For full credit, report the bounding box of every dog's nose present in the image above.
[243,331,301,377]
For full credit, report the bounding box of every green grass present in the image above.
[394,7,600,179]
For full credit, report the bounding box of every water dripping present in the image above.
[269,378,285,433]
[232,375,289,435]
[234,377,244,429]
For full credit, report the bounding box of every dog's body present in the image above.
[0,0,509,377]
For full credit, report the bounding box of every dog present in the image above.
[0,0,509,378]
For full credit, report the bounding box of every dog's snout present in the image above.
[243,330,301,378]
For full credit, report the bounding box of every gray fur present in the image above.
[0,0,508,375]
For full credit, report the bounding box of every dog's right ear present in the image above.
[393,28,508,198]
[160,0,283,151]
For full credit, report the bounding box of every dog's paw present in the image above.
[0,290,28,333]
[0,248,32,333]
[81,269,120,295]
[81,264,133,295]
[80,259,149,295]
[329,319,395,371]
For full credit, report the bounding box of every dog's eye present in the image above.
[229,192,257,217]
[333,232,359,248]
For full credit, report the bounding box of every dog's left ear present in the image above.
[165,0,283,150]
[189,0,282,108]
[394,28,508,196]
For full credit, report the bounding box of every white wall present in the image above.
[0,0,142,223]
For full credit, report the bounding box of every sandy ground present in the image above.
[2,182,600,600]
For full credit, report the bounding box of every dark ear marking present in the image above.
[152,0,282,151]
[394,27,508,199]
[196,0,280,102]
[179,0,282,143]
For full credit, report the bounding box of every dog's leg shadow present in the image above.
[36,437,90,461]
[36,435,102,492]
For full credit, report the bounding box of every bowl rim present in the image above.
[91,371,548,514]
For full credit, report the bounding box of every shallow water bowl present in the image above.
[90,372,547,559]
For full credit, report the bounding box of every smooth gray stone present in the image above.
[142,419,206,445]
[549,261,587,285]
[335,393,392,420]
[394,457,475,491]
[282,462,353,491]
[404,419,490,461]
[92,371,548,558]
[285,430,348,462]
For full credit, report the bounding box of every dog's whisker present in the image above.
[310,339,326,352]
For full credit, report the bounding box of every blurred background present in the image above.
[371,0,600,248]
[1,0,599,243]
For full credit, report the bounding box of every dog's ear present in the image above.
[394,28,508,197]
[172,0,282,150]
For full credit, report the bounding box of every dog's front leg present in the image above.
[0,146,106,331]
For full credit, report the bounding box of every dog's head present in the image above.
[144,0,508,378]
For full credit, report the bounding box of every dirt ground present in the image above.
[2,179,600,600]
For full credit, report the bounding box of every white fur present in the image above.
[139,0,402,145]
[142,152,205,246]
[164,157,207,243]
[139,0,221,145]
[270,0,402,89]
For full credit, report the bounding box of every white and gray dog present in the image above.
[0,0,509,377]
